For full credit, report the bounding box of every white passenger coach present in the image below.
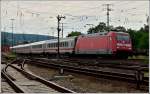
[11,36,76,54]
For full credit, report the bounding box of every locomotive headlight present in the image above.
[125,44,131,47]
[117,43,123,46]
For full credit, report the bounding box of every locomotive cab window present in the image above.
[117,34,129,41]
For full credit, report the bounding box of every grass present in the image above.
[128,55,149,64]
[144,72,149,77]
[128,55,149,60]
[3,52,17,62]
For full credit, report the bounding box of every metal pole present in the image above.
[10,19,15,47]
[3,27,6,46]
[103,4,113,32]
[57,15,60,59]
[62,23,63,38]
[107,5,109,31]
[57,15,65,59]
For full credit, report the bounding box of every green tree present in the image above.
[127,28,137,49]
[127,24,149,53]
[67,31,82,37]
[143,24,149,32]
[138,32,149,49]
[87,22,115,34]
[137,24,149,49]
[114,26,126,32]
[87,22,107,34]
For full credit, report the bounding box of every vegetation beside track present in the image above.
[128,55,149,64]
[2,52,16,64]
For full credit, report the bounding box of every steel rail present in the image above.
[33,58,148,71]
[10,64,75,93]
[1,69,25,93]
[27,59,149,88]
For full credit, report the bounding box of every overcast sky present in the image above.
[1,0,149,37]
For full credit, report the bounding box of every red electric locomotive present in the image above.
[75,31,132,58]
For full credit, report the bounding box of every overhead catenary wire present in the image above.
[1,1,148,36]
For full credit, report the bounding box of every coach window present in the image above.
[62,42,64,47]
[55,43,57,47]
[38,45,40,48]
[65,42,67,47]
[51,43,52,48]
[50,43,53,48]
[54,43,56,47]
[52,43,54,47]
[66,42,68,47]
[64,42,66,47]
[61,42,63,47]
[71,42,72,47]
[56,43,58,47]
[59,43,60,47]
[53,43,54,47]
[53,43,54,48]
[71,42,73,47]
[49,44,51,48]
[59,42,61,47]
[72,42,74,46]
[34,45,36,48]
[40,44,42,48]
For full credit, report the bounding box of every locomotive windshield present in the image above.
[117,34,129,41]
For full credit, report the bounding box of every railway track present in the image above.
[31,57,148,67]
[63,58,148,67]
[32,57,148,72]
[1,77,16,93]
[1,60,75,93]
[25,58,148,90]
